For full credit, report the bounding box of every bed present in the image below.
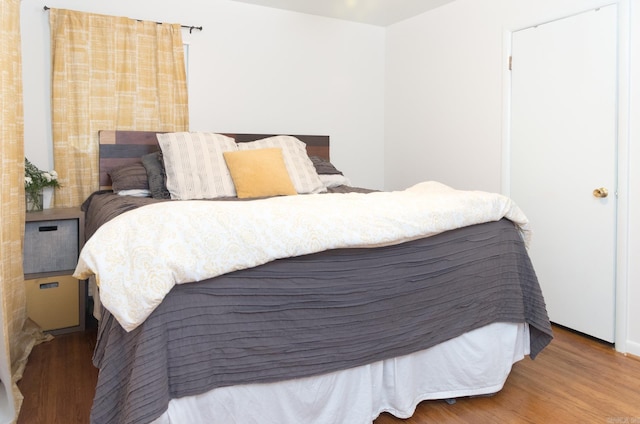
[75,130,552,424]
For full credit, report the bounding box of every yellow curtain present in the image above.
[0,0,51,419]
[50,8,189,207]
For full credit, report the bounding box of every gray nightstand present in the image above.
[23,208,86,334]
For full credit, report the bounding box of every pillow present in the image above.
[223,148,297,199]
[141,151,171,199]
[117,189,151,197]
[238,136,326,194]
[156,132,238,199]
[108,162,149,193]
[319,174,351,188]
[310,156,343,175]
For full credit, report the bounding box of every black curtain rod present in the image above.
[43,6,203,33]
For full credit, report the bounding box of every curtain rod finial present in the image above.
[44,6,50,11]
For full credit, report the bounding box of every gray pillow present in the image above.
[310,156,343,175]
[141,151,171,199]
[109,162,149,192]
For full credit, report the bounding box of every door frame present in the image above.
[500,1,631,353]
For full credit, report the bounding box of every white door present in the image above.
[509,6,617,342]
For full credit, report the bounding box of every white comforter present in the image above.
[74,181,531,332]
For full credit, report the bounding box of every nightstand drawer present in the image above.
[24,219,78,274]
[25,275,79,331]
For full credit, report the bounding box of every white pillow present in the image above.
[117,189,151,197]
[157,132,238,199]
[319,174,351,188]
[238,136,326,194]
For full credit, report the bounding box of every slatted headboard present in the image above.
[98,130,330,190]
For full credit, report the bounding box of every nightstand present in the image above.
[23,208,86,334]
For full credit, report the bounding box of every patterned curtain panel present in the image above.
[50,8,189,207]
[1,0,33,418]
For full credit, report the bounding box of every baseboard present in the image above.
[624,340,640,359]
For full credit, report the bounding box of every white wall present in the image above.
[385,1,505,192]
[385,0,640,355]
[20,0,386,189]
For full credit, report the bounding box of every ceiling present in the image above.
[229,0,455,27]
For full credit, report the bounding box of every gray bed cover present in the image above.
[89,215,552,424]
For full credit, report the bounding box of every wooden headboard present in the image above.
[98,130,330,190]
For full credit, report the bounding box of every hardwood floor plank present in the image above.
[375,327,640,423]
[18,329,97,424]
[17,325,640,423]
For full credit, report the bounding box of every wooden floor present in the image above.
[17,325,640,424]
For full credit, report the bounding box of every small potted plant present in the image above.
[24,158,60,212]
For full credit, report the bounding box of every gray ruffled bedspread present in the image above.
[83,191,552,424]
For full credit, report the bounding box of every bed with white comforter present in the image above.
[77,130,552,424]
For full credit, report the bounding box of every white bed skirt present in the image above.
[151,322,530,424]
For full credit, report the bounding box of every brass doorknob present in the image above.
[593,187,608,198]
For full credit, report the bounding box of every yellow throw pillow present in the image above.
[223,148,297,199]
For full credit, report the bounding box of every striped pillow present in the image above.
[156,132,238,199]
[237,136,326,194]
